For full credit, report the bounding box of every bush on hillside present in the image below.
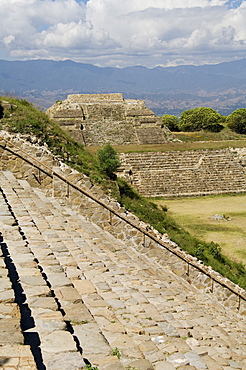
[97,143,121,179]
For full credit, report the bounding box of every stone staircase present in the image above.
[0,169,246,369]
[119,149,246,197]
[81,120,138,146]
[135,126,169,145]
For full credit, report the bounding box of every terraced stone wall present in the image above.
[0,132,245,314]
[119,149,246,197]
[47,94,178,146]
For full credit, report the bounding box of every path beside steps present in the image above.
[0,170,246,370]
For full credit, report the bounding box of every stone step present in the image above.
[135,127,168,145]
[0,171,123,370]
[0,170,246,370]
[0,210,37,369]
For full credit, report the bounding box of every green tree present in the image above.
[162,114,180,131]
[226,108,246,134]
[97,143,121,178]
[179,107,224,132]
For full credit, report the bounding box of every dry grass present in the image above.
[86,138,246,154]
[85,127,246,154]
[153,194,246,266]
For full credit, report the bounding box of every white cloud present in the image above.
[38,20,118,49]
[0,0,246,67]
[3,35,15,46]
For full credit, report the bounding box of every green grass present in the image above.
[85,365,98,370]
[112,347,121,359]
[1,96,246,290]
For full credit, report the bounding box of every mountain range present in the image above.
[1,58,246,116]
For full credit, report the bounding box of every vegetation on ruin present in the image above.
[0,96,246,289]
[0,97,100,178]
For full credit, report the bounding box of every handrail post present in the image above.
[210,276,214,293]
[109,210,112,225]
[52,171,55,198]
[38,168,41,184]
[238,295,241,312]
[32,165,41,185]
[66,182,70,198]
[186,261,190,275]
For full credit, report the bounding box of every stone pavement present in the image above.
[0,170,245,369]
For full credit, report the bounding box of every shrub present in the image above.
[179,107,224,132]
[97,143,121,179]
[162,114,180,131]
[227,108,246,134]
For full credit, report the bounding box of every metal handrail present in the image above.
[1,138,245,305]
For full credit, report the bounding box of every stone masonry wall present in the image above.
[119,149,246,197]
[0,131,245,315]
[67,93,124,102]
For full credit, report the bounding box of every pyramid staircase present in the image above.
[0,169,246,370]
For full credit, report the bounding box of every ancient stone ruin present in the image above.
[118,149,246,197]
[47,93,178,146]
[0,133,246,369]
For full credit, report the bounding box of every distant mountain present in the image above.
[1,58,246,116]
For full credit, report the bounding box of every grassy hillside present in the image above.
[1,96,246,289]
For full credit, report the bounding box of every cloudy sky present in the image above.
[1,0,246,68]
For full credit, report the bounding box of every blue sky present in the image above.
[1,0,246,68]
[226,0,243,7]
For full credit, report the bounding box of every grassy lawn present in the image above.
[153,194,246,266]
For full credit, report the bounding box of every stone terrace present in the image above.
[119,149,246,197]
